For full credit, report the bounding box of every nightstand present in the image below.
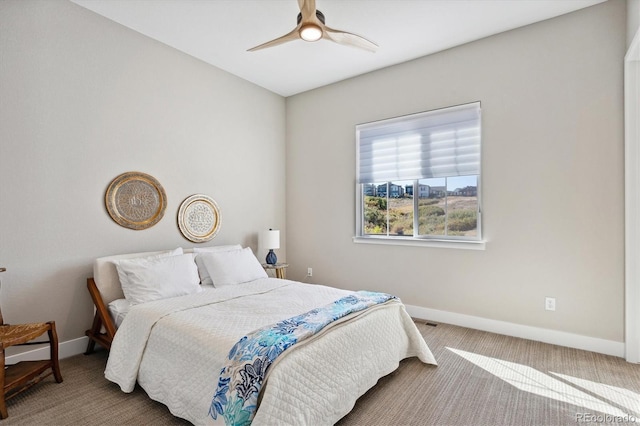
[262,263,289,279]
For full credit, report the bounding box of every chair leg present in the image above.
[47,322,63,383]
[0,395,6,420]
[0,347,7,419]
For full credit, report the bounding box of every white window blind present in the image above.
[357,102,481,183]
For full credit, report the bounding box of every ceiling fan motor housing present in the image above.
[297,10,325,25]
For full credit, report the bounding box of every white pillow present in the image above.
[198,247,268,287]
[111,247,183,295]
[193,244,242,285]
[114,253,202,305]
[108,298,131,328]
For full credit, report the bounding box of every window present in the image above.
[355,102,482,247]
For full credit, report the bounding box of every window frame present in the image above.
[354,103,485,250]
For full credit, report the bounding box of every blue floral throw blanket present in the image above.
[208,291,397,426]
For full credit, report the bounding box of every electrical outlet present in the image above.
[307,267,313,277]
[545,297,556,311]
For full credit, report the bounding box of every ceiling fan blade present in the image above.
[322,26,378,52]
[247,27,301,52]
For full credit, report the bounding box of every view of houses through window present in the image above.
[362,175,479,238]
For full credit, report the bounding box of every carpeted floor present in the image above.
[4,322,640,425]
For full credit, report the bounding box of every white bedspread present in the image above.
[105,278,436,425]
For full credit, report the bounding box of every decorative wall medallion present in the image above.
[105,172,167,230]
[178,194,221,243]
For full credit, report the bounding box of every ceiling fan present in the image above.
[247,0,378,53]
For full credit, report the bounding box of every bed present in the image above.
[85,245,437,425]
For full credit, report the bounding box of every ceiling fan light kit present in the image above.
[299,24,322,42]
[248,0,378,52]
[297,9,324,42]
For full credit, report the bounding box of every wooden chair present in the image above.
[0,269,63,419]
[84,277,116,354]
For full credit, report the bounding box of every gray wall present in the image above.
[0,0,286,351]
[629,0,639,47]
[285,0,626,342]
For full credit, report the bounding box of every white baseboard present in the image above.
[5,336,89,364]
[405,304,625,358]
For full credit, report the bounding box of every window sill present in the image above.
[352,236,486,250]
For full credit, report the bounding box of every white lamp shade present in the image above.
[261,229,280,250]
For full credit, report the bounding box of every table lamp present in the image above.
[261,229,280,265]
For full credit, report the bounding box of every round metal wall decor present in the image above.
[177,194,221,243]
[105,171,167,230]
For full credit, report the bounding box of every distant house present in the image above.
[450,186,478,196]
[390,184,404,198]
[377,183,405,198]
[363,183,377,196]
[406,184,430,198]
[430,186,446,198]
[461,186,477,196]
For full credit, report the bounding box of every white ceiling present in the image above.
[71,0,605,97]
